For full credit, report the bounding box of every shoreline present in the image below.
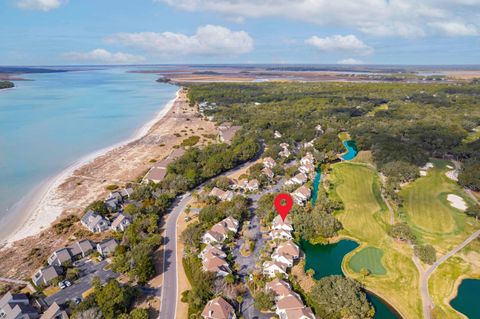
[0,88,180,247]
[446,275,480,319]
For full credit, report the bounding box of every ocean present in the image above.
[0,67,178,238]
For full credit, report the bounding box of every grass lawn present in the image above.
[330,162,422,319]
[428,239,480,319]
[349,247,387,276]
[399,159,479,253]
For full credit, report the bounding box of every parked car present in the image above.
[64,280,72,287]
[58,282,66,289]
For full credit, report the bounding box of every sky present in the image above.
[0,0,479,65]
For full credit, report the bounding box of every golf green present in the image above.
[349,247,387,275]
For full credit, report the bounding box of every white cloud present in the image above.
[430,22,478,36]
[107,25,253,56]
[158,0,480,38]
[306,35,373,55]
[63,49,145,64]
[16,0,67,11]
[338,58,363,65]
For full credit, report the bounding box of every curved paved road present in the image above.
[415,229,480,319]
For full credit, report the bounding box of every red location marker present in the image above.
[274,193,293,221]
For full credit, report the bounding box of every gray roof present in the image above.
[68,240,94,257]
[52,248,72,264]
[97,238,118,254]
[81,210,108,229]
[42,266,63,282]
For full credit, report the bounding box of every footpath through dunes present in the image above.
[329,161,423,319]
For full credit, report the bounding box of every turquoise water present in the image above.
[302,239,400,318]
[342,140,358,160]
[0,68,177,234]
[310,167,321,206]
[450,279,480,318]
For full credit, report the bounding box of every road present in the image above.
[414,229,480,319]
[158,157,265,319]
[45,259,117,306]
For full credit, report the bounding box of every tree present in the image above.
[93,278,135,319]
[466,205,480,219]
[380,161,420,183]
[130,243,156,284]
[85,200,108,216]
[309,275,375,319]
[292,206,343,241]
[253,291,275,311]
[129,308,149,319]
[74,308,103,319]
[414,244,437,264]
[459,161,480,191]
[388,223,416,243]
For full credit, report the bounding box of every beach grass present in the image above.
[330,162,422,319]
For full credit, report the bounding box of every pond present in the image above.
[450,278,480,319]
[342,140,358,160]
[310,167,321,206]
[302,239,400,319]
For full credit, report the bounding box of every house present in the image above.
[265,279,292,300]
[303,140,315,149]
[68,240,95,259]
[263,157,276,169]
[0,292,39,319]
[32,266,63,287]
[275,294,307,318]
[143,166,167,184]
[272,215,293,232]
[119,187,134,199]
[279,145,291,158]
[231,179,248,191]
[262,167,274,179]
[96,238,118,257]
[221,216,239,233]
[202,255,231,277]
[274,130,282,139]
[285,173,307,186]
[284,307,316,319]
[270,229,293,241]
[40,302,68,319]
[81,210,110,233]
[111,213,132,232]
[199,244,226,260]
[209,187,234,201]
[272,253,295,268]
[300,153,315,166]
[274,241,300,260]
[201,297,236,319]
[263,261,288,278]
[47,248,72,267]
[291,186,311,206]
[202,230,226,244]
[218,125,241,144]
[246,179,259,192]
[299,163,315,175]
[315,124,324,134]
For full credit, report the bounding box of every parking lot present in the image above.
[45,258,118,306]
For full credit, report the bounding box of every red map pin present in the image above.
[274,193,293,221]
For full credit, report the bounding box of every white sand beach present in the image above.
[0,90,180,247]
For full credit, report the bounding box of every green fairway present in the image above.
[349,247,387,276]
[400,160,472,239]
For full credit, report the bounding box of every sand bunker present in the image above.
[446,169,459,181]
[447,194,468,211]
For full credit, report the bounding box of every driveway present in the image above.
[44,259,118,306]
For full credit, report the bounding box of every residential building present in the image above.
[265,279,292,300]
[263,261,288,278]
[284,307,316,319]
[201,297,236,319]
[80,210,110,233]
[202,256,231,277]
[202,217,239,244]
[262,167,274,179]
[274,130,282,139]
[298,163,315,175]
[291,186,311,206]
[218,125,241,144]
[285,173,307,186]
[32,266,63,287]
[270,229,293,241]
[276,294,307,318]
[263,157,276,169]
[272,215,294,232]
[68,240,95,259]
[199,244,226,260]
[300,153,315,166]
[220,216,239,233]
[209,187,234,201]
[246,179,259,192]
[273,241,300,261]
[143,166,167,184]
[202,230,226,244]
[40,302,68,319]
[0,292,38,319]
[111,213,132,232]
[96,238,118,257]
[119,187,134,198]
[47,248,72,267]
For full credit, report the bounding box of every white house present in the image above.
[272,215,294,232]
[201,297,236,319]
[202,255,231,277]
[263,157,276,169]
[263,261,288,278]
[270,229,294,241]
[285,173,308,186]
[111,213,132,232]
[291,186,311,206]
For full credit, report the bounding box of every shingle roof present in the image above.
[201,297,234,319]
